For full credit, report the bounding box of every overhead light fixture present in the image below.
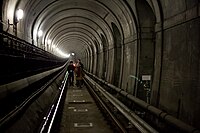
[38,30,43,37]
[71,53,75,56]
[52,45,56,49]
[16,9,24,21]
[7,9,24,30]
[47,39,51,45]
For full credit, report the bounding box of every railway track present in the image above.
[2,69,197,133]
[84,75,158,133]
[0,68,158,133]
[0,66,66,133]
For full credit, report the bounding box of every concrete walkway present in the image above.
[59,84,113,133]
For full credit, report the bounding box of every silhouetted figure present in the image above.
[67,61,75,86]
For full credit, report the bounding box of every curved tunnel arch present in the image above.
[46,22,103,46]
[111,22,122,87]
[2,0,160,92]
[56,35,95,59]
[52,31,96,72]
[36,10,112,57]
[44,19,105,47]
[9,0,138,82]
[5,0,137,52]
[100,33,108,79]
[31,6,115,49]
[135,0,156,100]
[2,0,200,129]
[51,28,99,51]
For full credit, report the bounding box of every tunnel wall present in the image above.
[121,36,138,94]
[157,1,200,127]
[0,65,64,101]
[123,0,200,128]
[1,0,199,129]
[4,68,66,133]
[88,0,200,128]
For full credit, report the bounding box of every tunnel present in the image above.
[0,0,200,133]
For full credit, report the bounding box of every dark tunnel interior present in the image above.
[0,0,200,132]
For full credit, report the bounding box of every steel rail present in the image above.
[86,71,200,133]
[46,71,68,133]
[85,75,158,133]
[84,78,127,133]
[39,63,69,133]
[0,66,66,129]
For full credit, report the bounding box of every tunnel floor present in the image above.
[58,85,113,133]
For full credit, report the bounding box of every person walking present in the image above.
[67,61,75,86]
[75,59,85,88]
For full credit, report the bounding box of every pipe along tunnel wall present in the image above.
[0,64,67,132]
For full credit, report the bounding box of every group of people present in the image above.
[67,59,84,88]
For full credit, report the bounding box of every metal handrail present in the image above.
[86,71,200,133]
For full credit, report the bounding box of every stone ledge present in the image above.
[0,65,64,100]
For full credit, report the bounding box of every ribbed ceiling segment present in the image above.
[14,0,134,58]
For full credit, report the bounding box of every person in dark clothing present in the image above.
[67,61,75,86]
